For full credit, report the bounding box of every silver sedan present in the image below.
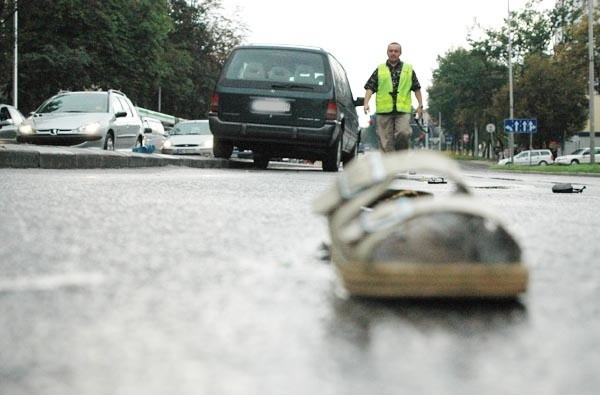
[161,120,212,155]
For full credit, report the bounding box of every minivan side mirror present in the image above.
[353,97,365,107]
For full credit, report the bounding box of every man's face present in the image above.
[387,44,401,63]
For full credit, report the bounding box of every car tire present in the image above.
[539,161,548,166]
[213,138,233,159]
[104,133,115,151]
[571,160,579,165]
[343,140,358,166]
[253,152,270,169]
[322,138,342,172]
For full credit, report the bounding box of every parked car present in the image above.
[554,147,600,165]
[498,149,554,166]
[161,120,212,155]
[232,148,254,159]
[141,117,168,152]
[0,103,26,143]
[209,44,363,171]
[17,90,144,150]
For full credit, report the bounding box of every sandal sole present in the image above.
[335,262,528,298]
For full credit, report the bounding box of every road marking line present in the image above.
[0,272,105,292]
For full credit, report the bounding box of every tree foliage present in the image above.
[428,48,505,148]
[428,0,597,151]
[0,0,244,119]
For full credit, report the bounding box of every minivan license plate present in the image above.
[251,99,290,113]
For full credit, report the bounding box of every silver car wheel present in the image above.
[104,133,115,151]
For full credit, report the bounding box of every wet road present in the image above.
[1,162,599,394]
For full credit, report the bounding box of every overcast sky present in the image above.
[221,0,555,120]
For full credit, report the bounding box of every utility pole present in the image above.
[438,112,442,151]
[158,87,162,112]
[13,0,18,108]
[508,0,515,162]
[589,0,596,163]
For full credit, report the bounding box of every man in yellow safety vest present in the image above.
[364,42,424,152]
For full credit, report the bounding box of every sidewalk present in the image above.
[0,143,252,170]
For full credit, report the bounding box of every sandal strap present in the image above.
[339,195,505,249]
[314,150,470,216]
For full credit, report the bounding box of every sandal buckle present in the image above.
[359,198,415,234]
[337,152,387,200]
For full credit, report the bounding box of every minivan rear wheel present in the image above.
[322,138,342,172]
[343,141,359,165]
[253,153,270,169]
[213,138,233,159]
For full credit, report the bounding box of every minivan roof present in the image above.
[233,43,329,53]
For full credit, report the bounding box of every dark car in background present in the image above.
[209,44,363,171]
[0,103,26,143]
[17,90,144,150]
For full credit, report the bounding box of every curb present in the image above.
[0,144,254,170]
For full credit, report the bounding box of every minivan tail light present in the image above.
[210,93,219,112]
[325,100,337,120]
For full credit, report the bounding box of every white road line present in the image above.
[0,272,105,292]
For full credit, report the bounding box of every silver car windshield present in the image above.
[172,122,210,135]
[37,93,109,114]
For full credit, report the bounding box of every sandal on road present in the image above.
[313,150,528,298]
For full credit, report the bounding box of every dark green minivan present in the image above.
[208,44,363,171]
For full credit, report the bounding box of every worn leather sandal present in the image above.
[314,151,528,298]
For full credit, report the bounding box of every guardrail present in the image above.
[136,107,184,127]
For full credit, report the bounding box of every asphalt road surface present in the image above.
[1,162,599,395]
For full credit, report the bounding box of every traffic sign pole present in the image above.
[486,123,495,159]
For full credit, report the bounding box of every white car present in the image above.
[0,103,26,143]
[498,149,554,166]
[554,147,600,165]
[161,120,212,155]
[141,117,168,152]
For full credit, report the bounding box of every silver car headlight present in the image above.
[18,123,34,134]
[78,122,101,134]
[163,140,173,149]
[202,139,213,149]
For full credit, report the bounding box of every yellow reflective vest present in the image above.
[376,63,413,113]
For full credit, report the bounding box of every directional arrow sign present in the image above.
[504,118,538,133]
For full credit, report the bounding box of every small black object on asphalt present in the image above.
[552,183,586,193]
[428,177,447,184]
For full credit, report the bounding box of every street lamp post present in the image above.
[13,0,18,108]
[508,0,515,162]
[589,0,596,164]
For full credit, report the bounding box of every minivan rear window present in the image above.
[222,48,330,91]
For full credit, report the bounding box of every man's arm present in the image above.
[414,89,423,118]
[364,89,374,114]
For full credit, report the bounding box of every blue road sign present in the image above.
[504,118,538,133]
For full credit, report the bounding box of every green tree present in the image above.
[429,0,596,152]
[4,0,171,113]
[552,2,600,95]
[0,0,18,103]
[428,48,505,152]
[468,0,555,65]
[0,0,244,119]
[158,0,244,119]
[490,54,587,149]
